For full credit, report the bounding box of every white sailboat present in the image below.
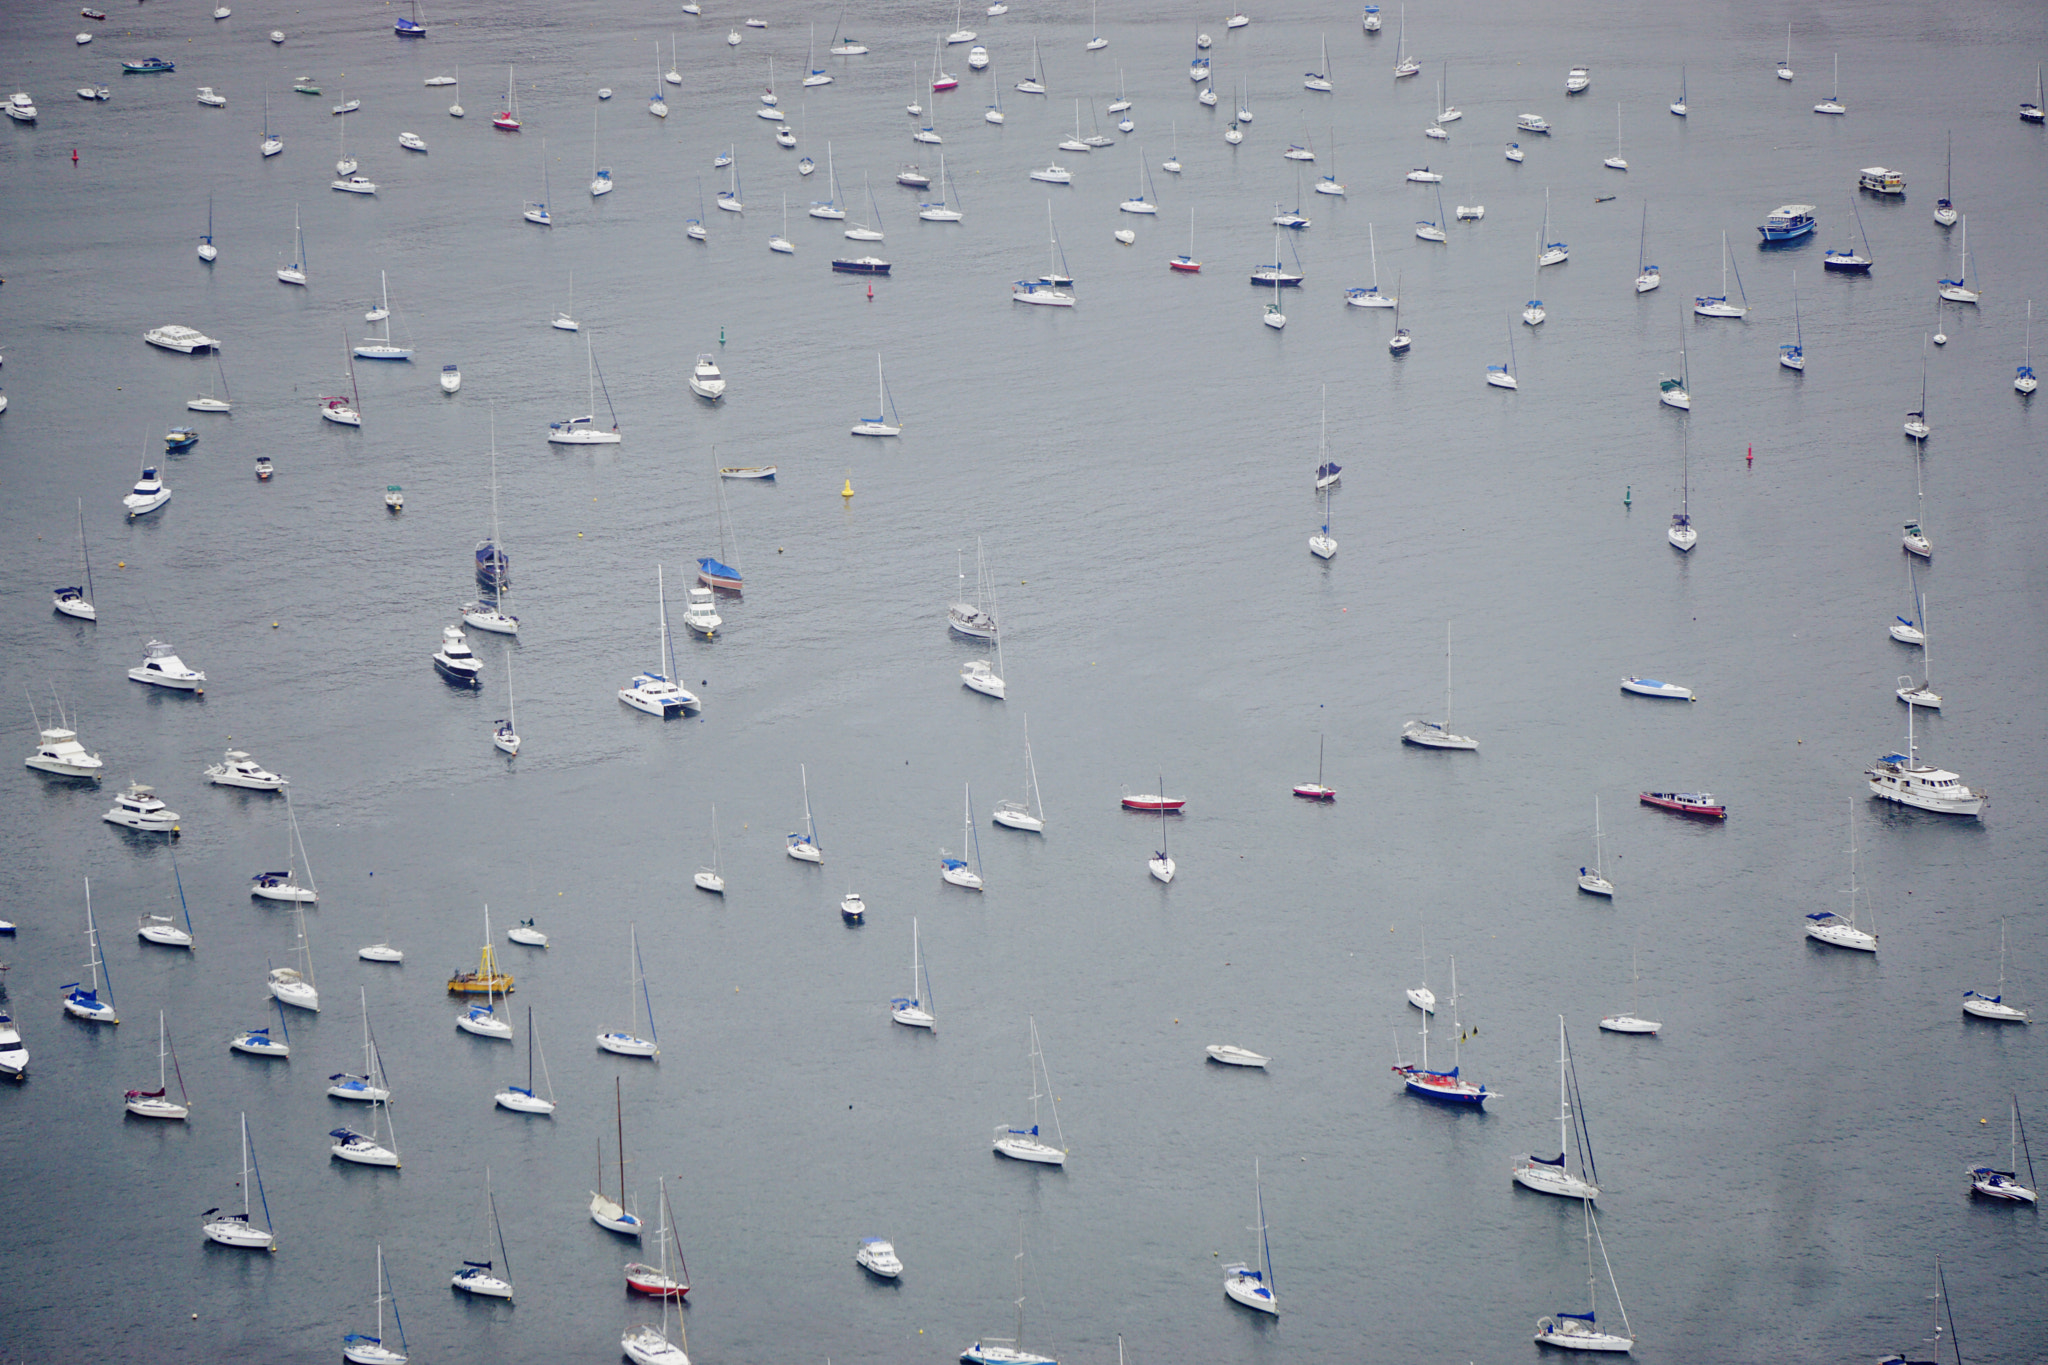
[590,1076,644,1234]
[1598,943,1660,1034]
[1538,187,1568,265]
[1962,922,2030,1024]
[1906,337,1931,440]
[788,763,823,862]
[1222,1159,1279,1315]
[328,1083,399,1168]
[622,1183,692,1359]
[1310,470,1337,561]
[891,918,936,1029]
[2017,300,2037,395]
[1777,23,1794,80]
[961,598,1006,696]
[451,1170,515,1297]
[993,719,1047,832]
[1938,215,1979,304]
[1635,204,1661,292]
[277,204,307,284]
[1668,423,1697,552]
[342,1246,409,1365]
[268,901,319,1011]
[1969,1097,2038,1201]
[941,783,985,889]
[137,845,197,948]
[251,790,317,902]
[620,567,699,715]
[597,925,660,1059]
[1577,798,1615,896]
[457,907,515,1039]
[53,499,97,619]
[1392,3,1419,77]
[948,541,999,640]
[962,1225,1055,1365]
[591,105,612,196]
[851,353,902,436]
[202,1114,276,1249]
[1513,1017,1600,1199]
[1347,224,1396,307]
[495,1006,558,1113]
[1487,312,1519,389]
[328,988,390,1102]
[1693,230,1749,317]
[493,650,520,755]
[1806,800,1878,951]
[1813,53,1844,114]
[464,433,519,636]
[1896,592,1942,710]
[694,806,726,893]
[993,1017,1068,1164]
[230,998,292,1059]
[547,331,621,443]
[1402,622,1476,749]
[1603,104,1627,169]
[1781,270,1805,370]
[1147,774,1176,882]
[124,1011,191,1119]
[1532,1203,1636,1352]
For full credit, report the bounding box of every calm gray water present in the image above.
[1,0,2043,1361]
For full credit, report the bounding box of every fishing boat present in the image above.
[1402,623,1476,749]
[120,462,172,518]
[1532,1203,1635,1351]
[1639,791,1724,819]
[1866,704,1985,817]
[597,925,659,1058]
[840,890,866,924]
[342,1246,409,1365]
[993,720,1047,832]
[495,1006,557,1113]
[1693,231,1749,317]
[1514,1017,1600,1198]
[1968,1097,2037,1201]
[125,1011,190,1118]
[1598,944,1659,1034]
[201,1114,276,1248]
[962,1225,1056,1365]
[25,710,102,778]
[1962,922,2029,1024]
[591,1077,645,1233]
[121,56,175,74]
[720,465,776,480]
[624,1178,691,1296]
[942,783,986,889]
[1222,1159,1279,1315]
[1758,203,1816,243]
[1668,423,1696,551]
[52,500,98,620]
[993,1017,1068,1164]
[681,586,721,639]
[104,780,178,832]
[1578,799,1614,897]
[788,764,823,861]
[129,638,206,691]
[1393,956,1486,1104]
[451,1170,515,1297]
[251,791,317,902]
[327,988,390,1102]
[891,918,937,1029]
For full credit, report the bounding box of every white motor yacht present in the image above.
[143,325,219,353]
[206,749,286,789]
[680,587,721,637]
[432,624,482,687]
[129,641,204,691]
[441,363,461,393]
[27,728,103,779]
[123,467,172,518]
[104,782,179,833]
[196,87,226,107]
[688,355,726,399]
[1866,752,1985,817]
[0,1013,27,1080]
[856,1237,903,1278]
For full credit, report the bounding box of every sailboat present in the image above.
[804,24,833,86]
[1904,448,1932,556]
[1694,230,1749,317]
[1896,593,1942,710]
[962,1224,1056,1365]
[649,43,667,118]
[1814,53,1844,114]
[809,142,845,219]
[492,65,520,130]
[252,790,318,902]
[1293,734,1335,800]
[522,138,552,224]
[1162,120,1182,174]
[1670,66,1687,117]
[1781,271,1806,370]
[1016,35,1046,94]
[993,1017,1068,1164]
[495,1006,558,1113]
[277,204,307,284]
[949,540,999,640]
[547,331,621,444]
[451,1170,515,1297]
[457,908,515,1038]
[1604,104,1627,169]
[464,439,519,639]
[1523,255,1547,325]
[1635,205,1661,293]
[591,1076,644,1234]
[941,783,986,889]
[124,1011,190,1118]
[1392,3,1419,77]
[1968,1096,2038,1201]
[591,106,612,196]
[919,152,964,221]
[695,806,726,893]
[197,194,218,262]
[1962,922,2030,1024]
[448,62,462,118]
[769,193,794,252]
[1264,231,1288,329]
[1578,799,1614,896]
[1533,1203,1636,1352]
[1659,317,1690,409]
[138,844,197,947]
[1389,276,1410,352]
[1394,955,1487,1103]
[1938,215,1979,303]
[1891,562,1928,644]
[1906,337,1932,440]
[62,878,117,1023]
[1304,32,1331,92]
[1147,774,1176,883]
[1668,423,1697,552]
[53,499,96,619]
[328,988,391,1102]
[1487,312,1519,389]
[787,764,823,861]
[1310,481,1337,558]
[1806,800,1878,951]
[2026,62,2046,123]
[328,1078,399,1167]
[1347,224,1395,307]
[624,1177,692,1303]
[202,1114,276,1248]
[342,1246,409,1365]
[851,354,903,436]
[699,475,744,592]
[320,333,361,426]
[1083,0,1105,49]
[1598,943,1660,1034]
[2018,300,2038,395]
[1415,181,1447,243]
[1223,1159,1279,1315]
[891,918,937,1029]
[596,925,660,1060]
[188,349,232,412]
[1513,1018,1600,1199]
[1118,154,1157,215]
[993,719,1047,831]
[961,596,1005,696]
[335,98,357,175]
[231,997,292,1059]
[260,92,283,156]
[1934,131,1957,226]
[1825,198,1875,273]
[1403,623,1476,748]
[1777,23,1794,80]
[1538,187,1568,265]
[269,901,319,1011]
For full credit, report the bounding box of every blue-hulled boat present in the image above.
[394,1,425,36]
[1758,203,1817,243]
[832,255,890,274]
[475,539,509,589]
[1394,956,1486,1105]
[122,56,176,73]
[164,427,198,451]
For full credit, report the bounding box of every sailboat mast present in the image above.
[616,1074,627,1207]
[77,500,94,603]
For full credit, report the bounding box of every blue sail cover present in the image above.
[698,556,742,583]
[330,1127,364,1142]
[1557,1311,1596,1324]
[941,858,968,871]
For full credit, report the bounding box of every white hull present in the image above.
[327,1080,390,1103]
[1807,921,1878,952]
[1513,1161,1599,1200]
[622,1329,689,1365]
[269,974,319,1012]
[495,1087,557,1113]
[1402,722,1476,750]
[1534,1325,1632,1352]
[1598,1014,1659,1035]
[1577,874,1614,897]
[451,1269,512,1298]
[941,866,983,890]
[251,882,316,903]
[1962,996,2029,1024]
[457,1011,514,1039]
[591,1194,643,1236]
[992,807,1044,832]
[331,1139,399,1167]
[460,606,519,635]
[231,1035,289,1058]
[1224,1273,1278,1314]
[126,1095,190,1120]
[993,1136,1066,1165]
[358,945,404,963]
[1206,1045,1269,1068]
[598,1031,658,1058]
[1620,678,1694,700]
[892,1004,935,1029]
[506,927,548,947]
[138,920,194,948]
[203,1219,275,1249]
[694,871,725,894]
[1149,856,1175,883]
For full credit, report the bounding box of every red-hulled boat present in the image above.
[624,1260,688,1297]
[1121,792,1185,811]
[1639,791,1726,820]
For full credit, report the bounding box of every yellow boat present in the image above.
[447,943,513,996]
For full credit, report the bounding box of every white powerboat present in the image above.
[688,354,726,399]
[123,466,172,518]
[680,586,721,637]
[104,782,178,832]
[206,749,286,789]
[1205,1044,1269,1068]
[143,325,218,353]
[856,1237,903,1278]
[0,1012,27,1080]
[26,727,102,779]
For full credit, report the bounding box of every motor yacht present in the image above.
[26,727,103,779]
[129,640,204,690]
[432,624,482,687]
[205,749,286,789]
[123,467,172,518]
[104,782,179,833]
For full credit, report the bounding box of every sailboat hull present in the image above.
[993,1136,1066,1164]
[598,1031,658,1058]
[1513,1161,1599,1199]
[203,1219,275,1249]
[495,1087,557,1113]
[993,806,1044,831]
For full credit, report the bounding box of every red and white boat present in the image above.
[1121,790,1185,812]
[1639,791,1725,820]
[1292,737,1334,801]
[624,1259,688,1296]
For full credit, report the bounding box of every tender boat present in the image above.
[1758,204,1817,242]
[1206,1044,1269,1068]
[719,466,776,480]
[206,750,286,790]
[104,782,179,833]
[129,640,204,691]
[1638,791,1725,819]
[26,728,103,779]
[1619,677,1694,701]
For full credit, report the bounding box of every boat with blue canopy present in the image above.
[1394,956,1486,1105]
